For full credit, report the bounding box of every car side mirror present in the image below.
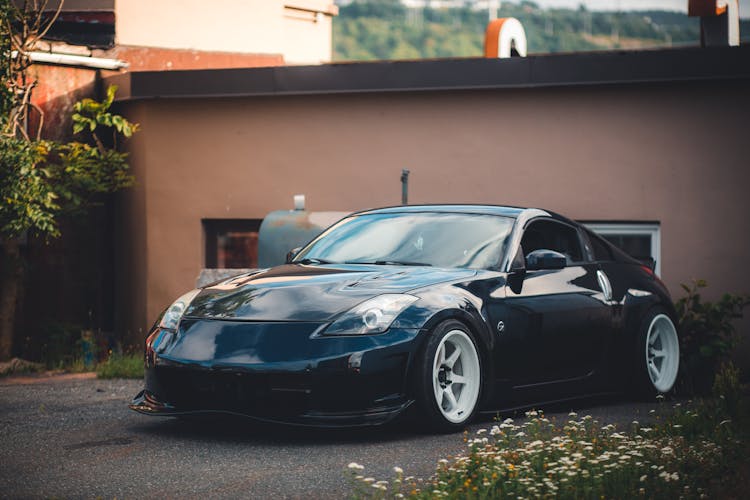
[285,247,302,264]
[526,249,567,271]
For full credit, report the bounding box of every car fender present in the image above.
[393,286,495,404]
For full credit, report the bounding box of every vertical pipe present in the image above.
[401,169,410,205]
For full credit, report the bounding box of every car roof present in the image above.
[352,204,551,220]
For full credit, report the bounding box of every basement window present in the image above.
[203,219,262,269]
[583,222,661,276]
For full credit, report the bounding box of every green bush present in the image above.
[96,353,143,379]
[38,322,85,369]
[675,280,749,394]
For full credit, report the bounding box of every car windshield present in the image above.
[294,212,514,269]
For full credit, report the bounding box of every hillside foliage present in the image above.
[334,0,750,61]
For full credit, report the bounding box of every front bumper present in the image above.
[129,388,412,427]
[130,319,422,427]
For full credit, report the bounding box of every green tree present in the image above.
[0,0,138,360]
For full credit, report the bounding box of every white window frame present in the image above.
[583,222,661,277]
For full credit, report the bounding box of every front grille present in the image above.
[154,367,312,416]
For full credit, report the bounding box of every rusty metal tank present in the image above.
[257,209,349,268]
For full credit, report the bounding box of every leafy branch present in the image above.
[1,0,139,361]
[72,84,139,154]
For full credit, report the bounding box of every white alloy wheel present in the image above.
[432,329,481,424]
[645,314,680,393]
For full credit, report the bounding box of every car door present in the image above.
[489,218,613,390]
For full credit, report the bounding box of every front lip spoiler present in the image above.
[129,389,413,428]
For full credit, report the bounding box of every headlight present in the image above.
[324,294,419,335]
[159,289,201,330]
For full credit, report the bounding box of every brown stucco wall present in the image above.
[116,80,750,361]
[113,102,150,345]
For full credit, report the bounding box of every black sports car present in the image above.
[130,205,680,432]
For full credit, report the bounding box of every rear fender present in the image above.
[616,289,677,387]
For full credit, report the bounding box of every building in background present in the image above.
[106,47,750,368]
[112,0,338,66]
[30,0,338,139]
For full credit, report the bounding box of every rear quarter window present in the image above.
[589,233,614,262]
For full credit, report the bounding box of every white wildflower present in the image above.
[348,462,365,471]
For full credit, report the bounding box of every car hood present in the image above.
[184,264,477,322]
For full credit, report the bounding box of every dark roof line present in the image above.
[107,46,750,102]
[353,204,531,218]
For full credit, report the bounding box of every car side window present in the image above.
[521,219,584,263]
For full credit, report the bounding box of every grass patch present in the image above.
[349,381,747,498]
[96,353,144,379]
[0,358,45,377]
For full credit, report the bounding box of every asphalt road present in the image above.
[0,374,665,499]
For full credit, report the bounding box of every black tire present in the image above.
[632,307,680,399]
[414,319,483,433]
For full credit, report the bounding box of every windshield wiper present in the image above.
[296,258,334,265]
[346,260,432,266]
[375,260,432,266]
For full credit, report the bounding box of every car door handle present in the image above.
[596,270,613,302]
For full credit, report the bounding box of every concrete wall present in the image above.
[115,0,336,64]
[117,80,750,359]
[283,4,335,64]
[115,0,284,54]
